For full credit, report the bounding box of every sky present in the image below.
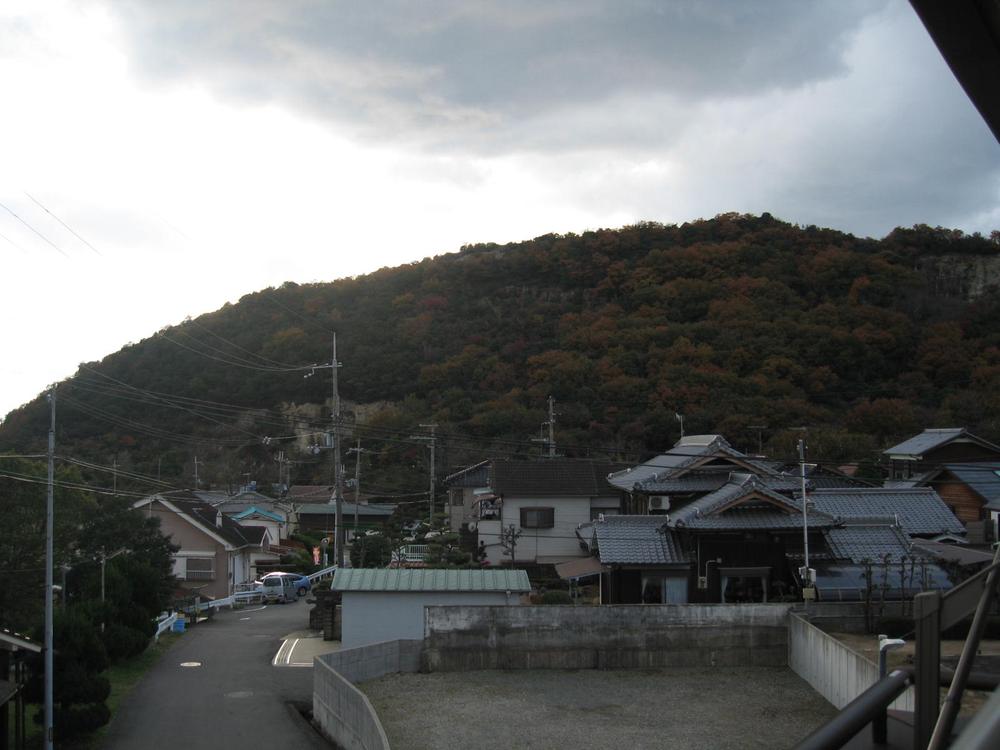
[1,0,998,421]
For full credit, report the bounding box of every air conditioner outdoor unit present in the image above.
[648,495,671,512]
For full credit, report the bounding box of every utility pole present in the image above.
[532,396,558,457]
[675,411,685,440]
[44,388,55,750]
[304,336,344,565]
[409,424,437,526]
[193,455,201,490]
[112,456,118,496]
[798,438,813,591]
[331,334,345,567]
[347,440,367,535]
[748,424,767,456]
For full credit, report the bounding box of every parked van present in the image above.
[261,575,297,604]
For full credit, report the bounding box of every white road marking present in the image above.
[242,606,267,613]
[239,617,251,621]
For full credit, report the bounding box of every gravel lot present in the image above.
[361,667,836,750]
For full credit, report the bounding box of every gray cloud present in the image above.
[104,0,880,150]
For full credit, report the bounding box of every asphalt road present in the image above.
[100,599,330,750]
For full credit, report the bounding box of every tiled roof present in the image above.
[607,435,780,492]
[154,490,268,548]
[669,475,805,526]
[681,508,834,530]
[594,516,688,565]
[808,488,965,537]
[824,522,912,564]
[287,484,335,500]
[489,459,628,497]
[444,460,490,488]
[297,501,395,517]
[943,463,1000,510]
[777,464,876,489]
[332,568,530,593]
[883,428,1000,458]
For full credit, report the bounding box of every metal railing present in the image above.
[795,544,1000,750]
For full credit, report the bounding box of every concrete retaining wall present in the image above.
[787,613,913,711]
[423,604,792,671]
[312,640,421,750]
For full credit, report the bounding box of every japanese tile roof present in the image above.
[883,428,1000,459]
[824,522,913,564]
[943,463,1000,510]
[669,475,809,526]
[594,516,689,565]
[332,568,530,593]
[145,490,269,549]
[607,435,780,492]
[287,484,335,500]
[444,460,490,487]
[297,501,395,517]
[807,488,965,537]
[777,464,876,489]
[680,508,834,530]
[489,459,628,497]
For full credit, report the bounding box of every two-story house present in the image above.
[133,490,280,599]
[446,458,627,567]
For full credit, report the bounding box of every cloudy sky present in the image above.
[1,0,998,420]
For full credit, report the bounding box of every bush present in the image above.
[540,590,573,605]
[876,617,913,638]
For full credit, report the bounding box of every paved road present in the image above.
[101,600,330,750]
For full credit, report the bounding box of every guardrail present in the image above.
[154,612,177,641]
[309,565,339,584]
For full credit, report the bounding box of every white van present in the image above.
[261,575,297,604]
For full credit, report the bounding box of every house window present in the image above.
[185,557,215,581]
[520,507,554,529]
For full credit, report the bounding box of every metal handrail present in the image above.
[794,668,913,750]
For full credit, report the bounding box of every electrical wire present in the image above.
[24,192,101,256]
[0,199,70,257]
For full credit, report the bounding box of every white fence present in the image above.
[788,613,913,711]
[154,612,177,641]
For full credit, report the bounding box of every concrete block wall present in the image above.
[422,604,792,672]
[787,613,913,711]
[312,640,422,750]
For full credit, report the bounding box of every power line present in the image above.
[0,200,70,258]
[24,193,102,256]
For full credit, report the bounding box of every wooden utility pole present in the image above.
[410,424,438,526]
[347,440,368,535]
[331,334,345,568]
[43,388,55,750]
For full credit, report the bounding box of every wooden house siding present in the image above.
[931,475,985,524]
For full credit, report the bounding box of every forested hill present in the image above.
[3,213,1000,489]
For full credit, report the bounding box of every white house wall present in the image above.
[341,591,514,649]
[478,495,592,565]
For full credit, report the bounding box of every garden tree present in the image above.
[25,607,112,742]
[424,531,472,568]
[0,458,95,631]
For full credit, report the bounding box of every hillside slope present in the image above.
[2,214,999,490]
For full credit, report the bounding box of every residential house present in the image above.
[333,568,530,649]
[607,434,797,515]
[588,476,957,605]
[883,427,1000,481]
[296,501,395,540]
[133,490,281,599]
[446,458,627,567]
[884,437,1000,536]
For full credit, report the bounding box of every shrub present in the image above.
[540,590,573,605]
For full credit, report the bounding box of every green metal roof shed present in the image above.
[333,568,531,648]
[333,568,531,593]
